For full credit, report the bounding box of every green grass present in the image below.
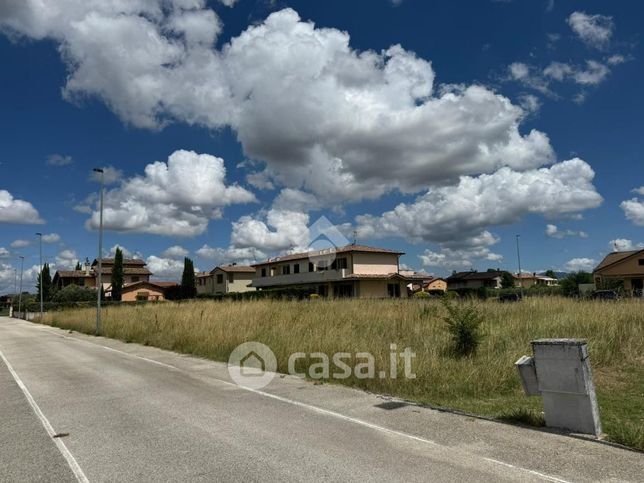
[39,297,644,451]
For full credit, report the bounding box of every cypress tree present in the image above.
[111,247,124,301]
[181,257,197,299]
[75,261,82,270]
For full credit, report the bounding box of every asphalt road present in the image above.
[0,317,642,482]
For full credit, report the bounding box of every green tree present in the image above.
[544,270,556,279]
[52,285,97,303]
[501,271,516,289]
[36,263,52,301]
[560,272,593,297]
[75,261,82,270]
[111,247,124,301]
[181,257,197,299]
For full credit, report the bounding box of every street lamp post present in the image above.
[18,256,24,317]
[516,234,523,297]
[94,168,105,335]
[36,232,43,321]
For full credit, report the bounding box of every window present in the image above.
[387,283,401,298]
[261,268,267,277]
[228,273,234,283]
[308,262,314,272]
[216,274,223,284]
[336,258,348,269]
[294,264,300,274]
[136,291,149,301]
[282,265,290,275]
[639,259,644,266]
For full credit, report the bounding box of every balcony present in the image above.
[251,269,351,288]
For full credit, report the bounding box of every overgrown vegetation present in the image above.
[441,299,484,356]
[38,297,644,450]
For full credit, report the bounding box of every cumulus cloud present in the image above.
[567,11,614,50]
[418,236,503,270]
[42,233,61,243]
[84,150,255,236]
[0,247,10,258]
[0,189,44,224]
[195,245,266,265]
[609,239,643,252]
[161,245,189,259]
[0,262,16,294]
[355,159,602,247]
[90,166,123,185]
[543,60,610,86]
[10,239,31,249]
[46,154,73,166]
[231,209,310,252]
[145,255,186,280]
[107,245,142,259]
[564,257,596,272]
[545,224,588,239]
[55,249,79,270]
[632,186,644,196]
[621,198,644,226]
[0,6,559,206]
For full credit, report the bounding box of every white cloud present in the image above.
[607,54,626,65]
[0,6,558,205]
[564,257,596,272]
[609,239,644,252]
[46,154,73,166]
[145,255,192,280]
[161,245,189,259]
[0,247,9,258]
[543,60,610,86]
[41,233,61,243]
[632,186,644,196]
[10,239,31,249]
[419,236,503,270]
[0,189,44,224]
[545,224,588,239]
[621,198,644,226]
[567,12,614,50]
[195,245,266,265]
[90,166,123,185]
[356,158,602,246]
[84,150,256,237]
[107,245,142,259]
[55,249,79,270]
[0,262,16,294]
[231,209,310,252]
[518,94,541,114]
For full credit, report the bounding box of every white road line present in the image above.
[0,348,90,483]
[26,322,573,483]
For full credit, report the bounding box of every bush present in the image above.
[51,285,97,303]
[442,299,484,356]
[413,291,430,298]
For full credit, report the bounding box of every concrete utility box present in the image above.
[515,355,539,396]
[531,339,602,436]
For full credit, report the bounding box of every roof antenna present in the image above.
[352,230,357,246]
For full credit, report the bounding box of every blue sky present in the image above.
[0,0,642,292]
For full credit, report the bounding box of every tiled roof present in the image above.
[196,272,211,278]
[92,258,147,266]
[447,271,505,281]
[252,244,404,266]
[594,250,642,272]
[121,281,176,292]
[54,270,94,278]
[216,265,256,273]
[95,267,152,275]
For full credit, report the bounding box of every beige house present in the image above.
[250,245,414,298]
[120,281,177,302]
[514,273,558,288]
[52,260,96,289]
[593,249,644,295]
[53,258,152,293]
[197,265,256,295]
[446,271,506,290]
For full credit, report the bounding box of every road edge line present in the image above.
[0,348,90,483]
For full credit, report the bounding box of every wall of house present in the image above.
[121,287,165,302]
[357,280,407,298]
[228,274,255,293]
[196,276,213,295]
[597,255,644,277]
[352,253,399,275]
[426,279,447,291]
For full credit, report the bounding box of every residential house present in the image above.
[425,278,448,292]
[250,244,414,298]
[446,271,505,290]
[400,272,447,293]
[211,265,255,294]
[91,258,152,296]
[593,249,644,296]
[120,281,178,302]
[196,272,213,295]
[514,273,558,288]
[52,260,96,289]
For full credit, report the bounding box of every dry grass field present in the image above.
[39,297,644,450]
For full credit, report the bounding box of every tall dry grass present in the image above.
[40,297,644,449]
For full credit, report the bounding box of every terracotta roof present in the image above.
[148,281,179,288]
[121,281,177,292]
[54,270,94,278]
[215,265,256,273]
[345,273,416,281]
[594,250,642,272]
[95,267,152,275]
[196,272,211,278]
[447,271,505,281]
[252,244,404,266]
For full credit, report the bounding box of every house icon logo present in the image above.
[306,215,351,268]
[228,342,277,389]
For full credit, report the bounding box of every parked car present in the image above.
[499,293,522,302]
[591,290,619,300]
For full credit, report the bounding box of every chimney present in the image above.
[232,262,237,266]
[84,261,91,276]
